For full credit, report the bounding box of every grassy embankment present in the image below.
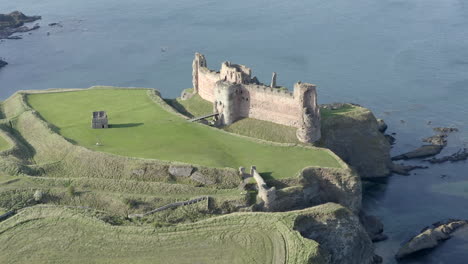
[0,133,9,151]
[27,88,342,179]
[0,203,351,264]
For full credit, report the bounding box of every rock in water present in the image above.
[392,145,443,160]
[396,220,468,259]
[0,11,41,40]
[0,59,7,69]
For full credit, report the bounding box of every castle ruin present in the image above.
[192,53,321,143]
[91,111,108,129]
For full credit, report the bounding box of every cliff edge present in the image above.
[319,104,392,178]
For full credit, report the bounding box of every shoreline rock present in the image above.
[396,219,468,260]
[425,148,468,164]
[392,145,443,160]
[0,59,7,69]
[0,11,41,40]
[390,163,428,176]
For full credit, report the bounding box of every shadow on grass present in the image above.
[110,123,143,128]
[164,99,194,118]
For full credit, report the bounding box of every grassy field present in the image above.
[0,133,10,152]
[225,118,300,144]
[27,88,341,179]
[0,205,336,264]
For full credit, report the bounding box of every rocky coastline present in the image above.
[0,11,41,40]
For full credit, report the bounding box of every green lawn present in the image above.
[0,205,329,264]
[0,134,10,152]
[27,88,341,179]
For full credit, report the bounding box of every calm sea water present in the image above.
[1,0,467,262]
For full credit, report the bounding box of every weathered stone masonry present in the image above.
[192,52,321,143]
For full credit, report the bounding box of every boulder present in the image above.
[168,165,193,177]
[190,171,215,185]
[396,220,468,259]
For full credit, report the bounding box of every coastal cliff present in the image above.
[319,104,392,178]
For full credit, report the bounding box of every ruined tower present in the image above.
[295,82,321,143]
[192,53,207,93]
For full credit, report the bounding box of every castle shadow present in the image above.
[109,123,144,128]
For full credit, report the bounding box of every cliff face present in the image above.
[271,166,362,214]
[320,105,392,178]
[293,203,379,264]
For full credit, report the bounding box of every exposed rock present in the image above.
[384,134,396,145]
[376,119,387,133]
[320,105,392,178]
[180,89,195,101]
[425,148,468,164]
[0,59,7,69]
[293,203,380,264]
[390,163,428,176]
[272,166,362,213]
[433,127,459,133]
[392,145,443,160]
[48,22,63,27]
[0,11,41,40]
[359,211,388,242]
[168,165,193,177]
[396,219,468,260]
[422,134,447,146]
[190,171,215,185]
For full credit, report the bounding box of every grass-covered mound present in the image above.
[27,87,341,179]
[0,205,342,264]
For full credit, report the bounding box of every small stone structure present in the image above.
[240,166,277,211]
[91,111,108,129]
[192,53,321,143]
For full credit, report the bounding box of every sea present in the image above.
[1,0,467,262]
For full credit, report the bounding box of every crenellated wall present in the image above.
[192,53,321,143]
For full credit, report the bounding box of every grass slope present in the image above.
[27,88,341,179]
[0,205,334,264]
[0,133,9,152]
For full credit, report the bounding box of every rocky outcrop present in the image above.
[0,11,41,39]
[392,145,443,160]
[425,148,468,164]
[0,59,7,69]
[293,203,381,264]
[359,211,387,242]
[390,163,428,176]
[396,219,468,260]
[320,105,392,178]
[271,166,362,213]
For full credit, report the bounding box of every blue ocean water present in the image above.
[1,0,467,262]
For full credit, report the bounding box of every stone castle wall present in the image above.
[192,53,321,143]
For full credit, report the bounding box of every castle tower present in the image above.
[192,53,207,93]
[213,81,243,125]
[294,82,321,143]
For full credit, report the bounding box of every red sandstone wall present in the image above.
[242,85,301,127]
[197,68,219,102]
[197,66,302,128]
